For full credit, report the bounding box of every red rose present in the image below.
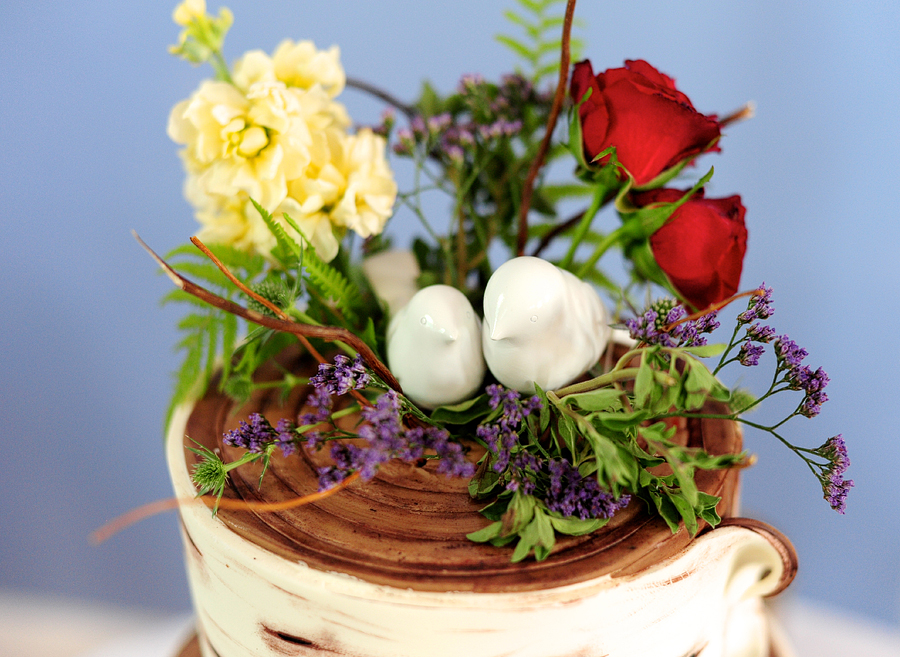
[570,59,721,187]
[633,188,747,311]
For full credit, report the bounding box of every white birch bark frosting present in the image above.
[167,391,796,657]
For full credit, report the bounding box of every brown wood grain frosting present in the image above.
[183,348,743,593]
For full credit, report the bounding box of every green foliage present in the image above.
[498,0,584,84]
[162,244,266,428]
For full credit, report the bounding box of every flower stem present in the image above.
[516,0,578,256]
[576,224,627,279]
[559,182,607,271]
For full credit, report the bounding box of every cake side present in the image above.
[168,399,793,657]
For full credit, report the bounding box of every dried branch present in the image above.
[90,472,362,544]
[516,0,578,256]
[346,76,416,119]
[134,231,402,392]
[530,209,585,258]
[189,236,372,407]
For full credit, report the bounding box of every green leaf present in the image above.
[670,493,699,536]
[564,388,622,412]
[495,35,536,63]
[548,515,607,536]
[511,507,555,562]
[467,521,504,543]
[430,394,491,425]
[681,343,727,358]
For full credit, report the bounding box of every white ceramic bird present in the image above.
[387,285,486,409]
[482,256,610,393]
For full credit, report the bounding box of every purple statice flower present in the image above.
[274,418,298,457]
[774,336,829,418]
[317,390,474,490]
[824,472,853,514]
[224,413,276,453]
[410,115,427,139]
[224,413,299,457]
[738,341,765,367]
[478,385,543,475]
[818,434,850,472]
[625,301,717,348]
[737,284,774,324]
[745,323,777,343]
[458,73,485,93]
[427,112,453,136]
[445,144,465,166]
[299,385,333,427]
[626,309,660,343]
[792,365,830,417]
[392,127,415,156]
[774,336,808,369]
[309,353,371,397]
[812,434,852,513]
[506,451,542,494]
[371,108,395,137]
[544,459,630,520]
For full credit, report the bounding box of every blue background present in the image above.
[1,0,898,629]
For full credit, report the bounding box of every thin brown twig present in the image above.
[662,288,765,332]
[346,76,416,119]
[530,209,585,258]
[516,0,578,256]
[719,102,755,128]
[189,237,371,407]
[133,231,402,392]
[191,236,289,320]
[90,472,362,545]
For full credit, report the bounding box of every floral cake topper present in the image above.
[146,0,850,561]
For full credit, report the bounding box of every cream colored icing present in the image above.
[167,404,790,657]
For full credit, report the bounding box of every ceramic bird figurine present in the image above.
[387,284,486,409]
[482,256,610,392]
[361,250,421,316]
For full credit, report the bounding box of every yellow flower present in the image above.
[170,38,395,262]
[287,128,397,243]
[172,0,206,26]
[272,40,346,98]
[185,183,341,262]
[168,77,348,212]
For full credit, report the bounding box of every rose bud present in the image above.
[632,188,747,311]
[570,59,721,187]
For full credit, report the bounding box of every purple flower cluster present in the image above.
[476,384,542,474]
[625,300,719,348]
[392,72,546,160]
[737,284,774,324]
[318,390,475,490]
[815,434,853,513]
[773,336,829,418]
[309,354,371,396]
[738,341,765,367]
[223,413,297,456]
[544,459,631,520]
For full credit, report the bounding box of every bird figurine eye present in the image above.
[530,315,538,323]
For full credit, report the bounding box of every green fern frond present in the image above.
[498,0,584,83]
[300,239,362,326]
[250,199,302,266]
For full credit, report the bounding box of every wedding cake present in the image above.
[164,351,797,657]
[150,3,851,656]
